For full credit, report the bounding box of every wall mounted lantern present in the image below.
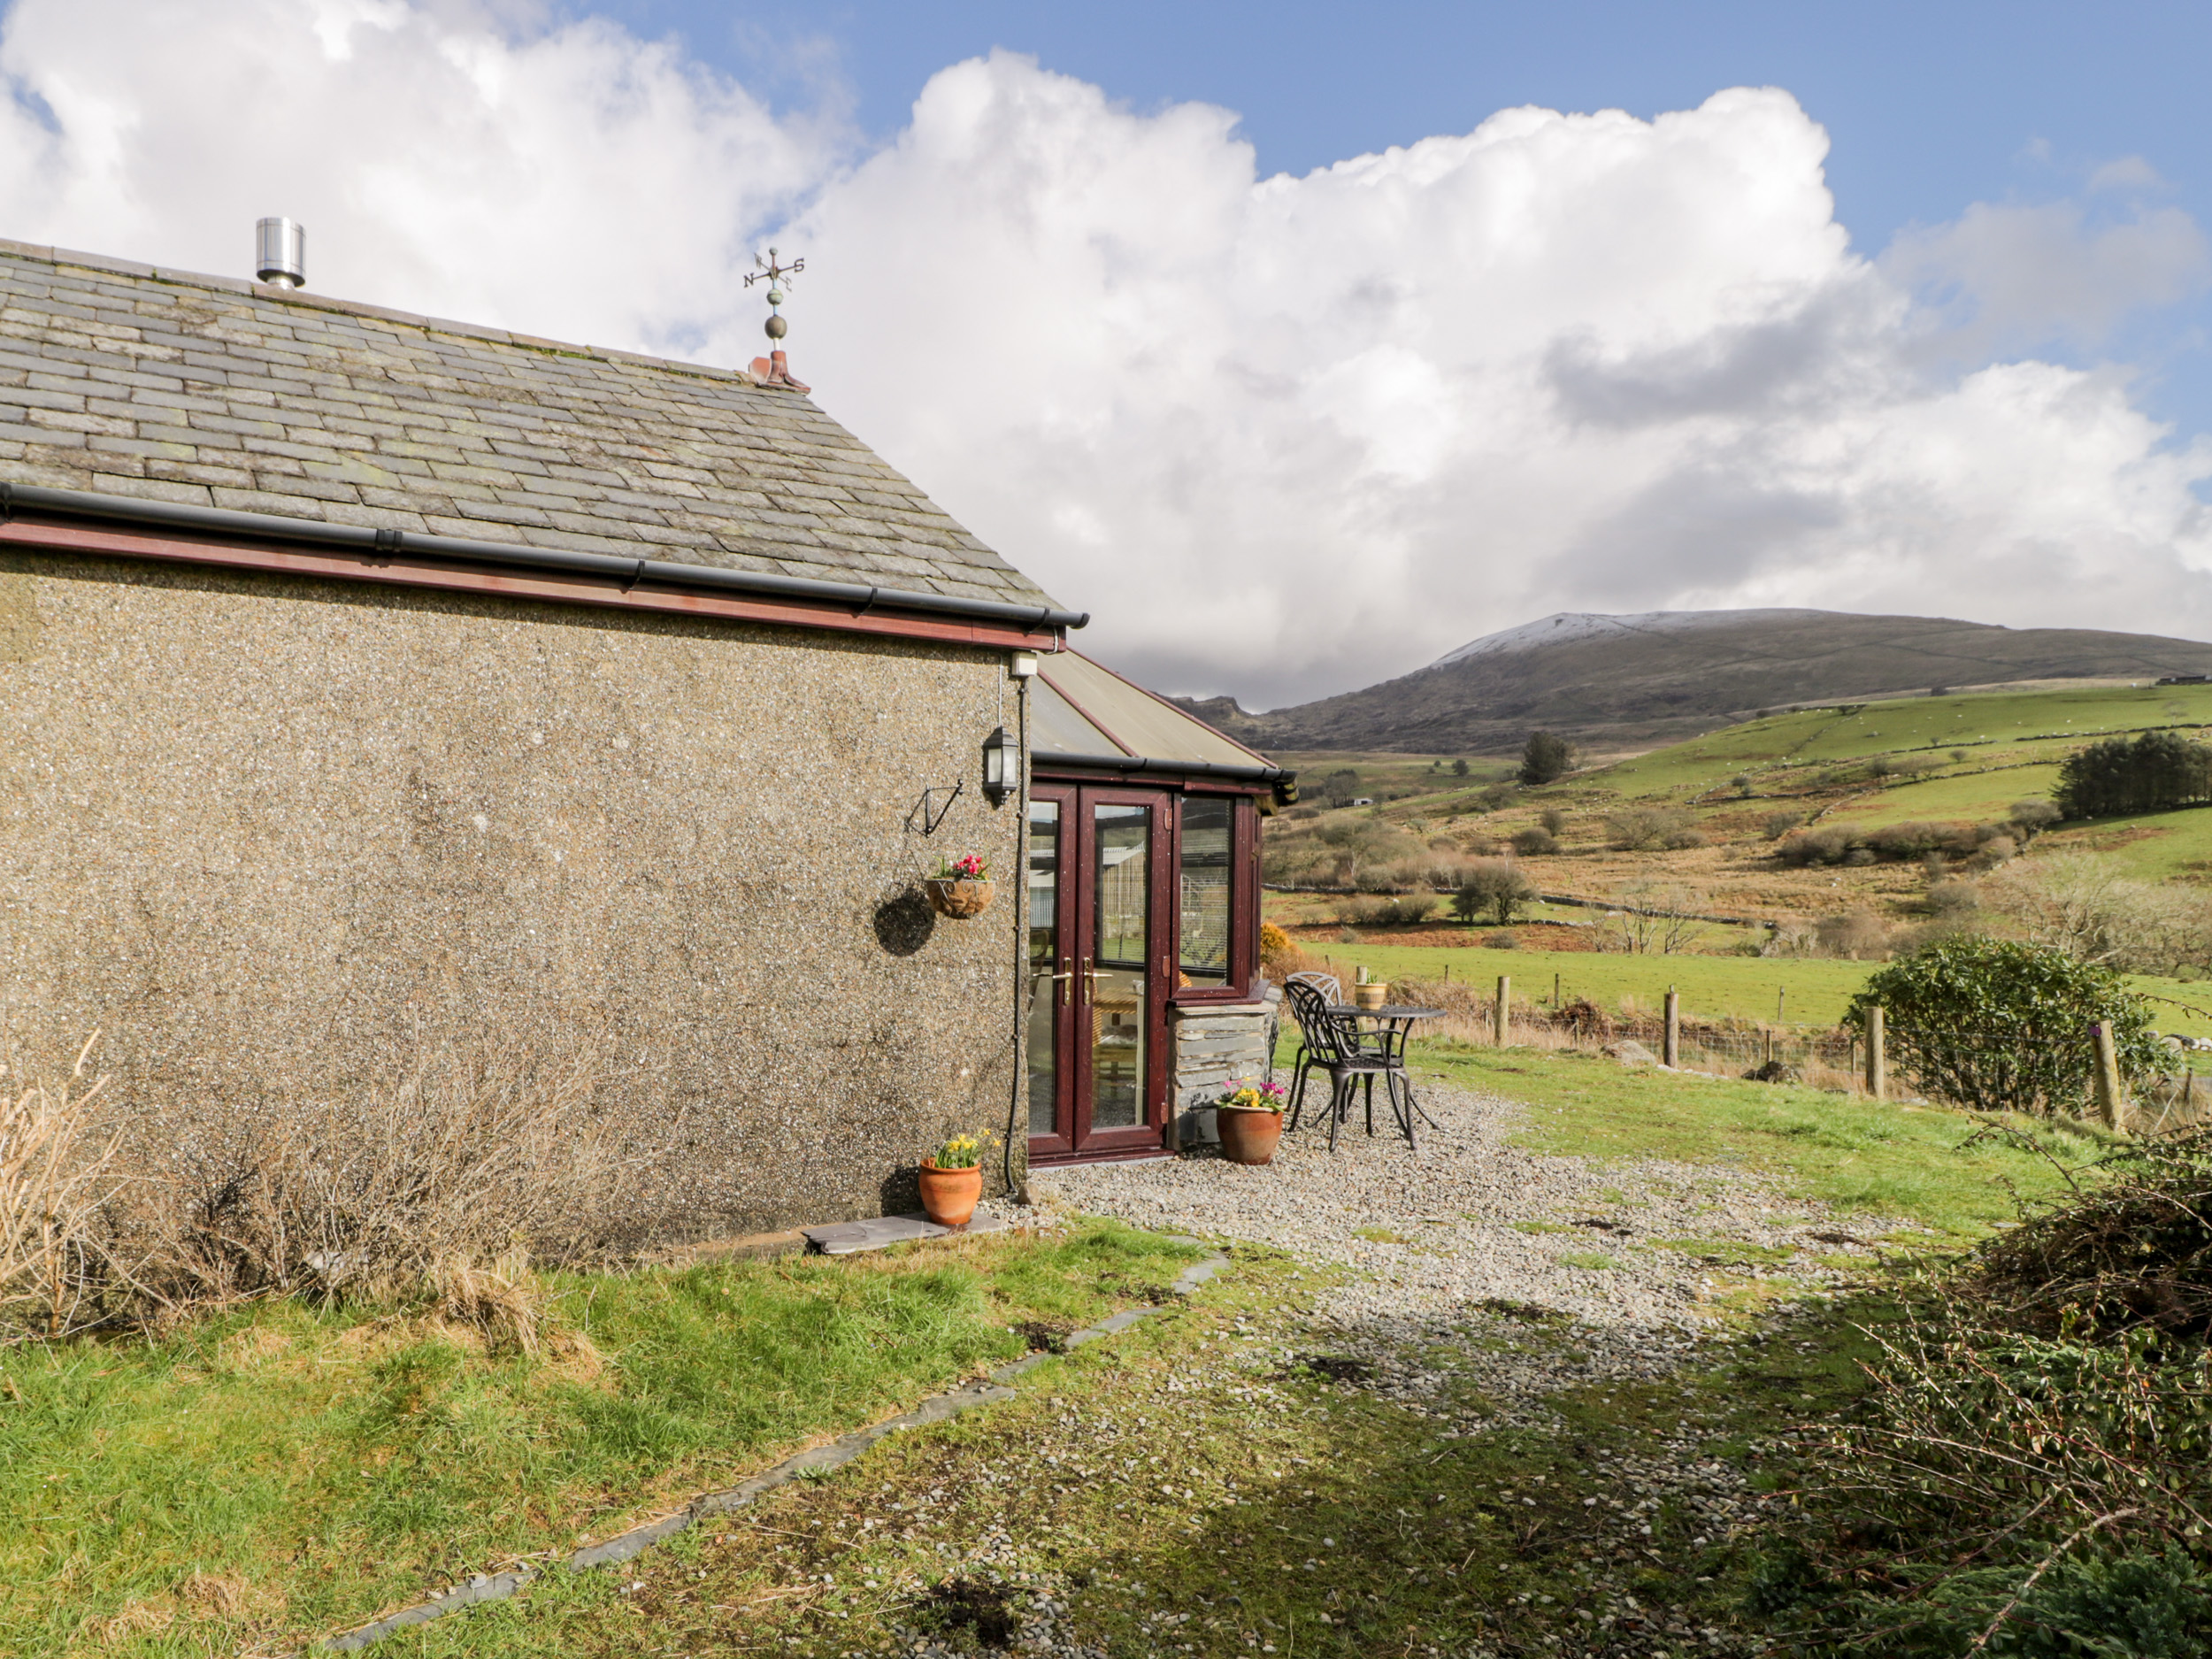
[981,725,1014,806]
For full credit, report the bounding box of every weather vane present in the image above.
[744,247,804,344]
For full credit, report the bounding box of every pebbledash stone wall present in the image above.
[0,551,1029,1240]
[1170,986,1281,1148]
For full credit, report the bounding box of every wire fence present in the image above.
[1277,950,2212,1135]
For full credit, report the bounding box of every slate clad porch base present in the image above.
[802,1211,1010,1255]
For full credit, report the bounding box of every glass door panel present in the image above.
[1027,785,1171,1160]
[1087,803,1150,1131]
[1025,798,1064,1142]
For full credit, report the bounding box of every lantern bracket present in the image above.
[906,781,963,837]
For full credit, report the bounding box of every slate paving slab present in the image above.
[802,1210,1010,1255]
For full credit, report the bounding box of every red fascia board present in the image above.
[0,516,1066,652]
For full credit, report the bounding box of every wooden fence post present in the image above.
[1663,986,1679,1068]
[1494,975,1511,1047]
[1864,1006,1886,1102]
[2092,1021,2124,1131]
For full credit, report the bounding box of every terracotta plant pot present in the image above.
[1354,980,1388,1011]
[1216,1105,1283,1166]
[918,1160,983,1226]
[924,878,995,919]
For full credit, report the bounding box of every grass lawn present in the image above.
[0,1223,1202,1656]
[1409,1041,2098,1239]
[395,1245,1890,1659]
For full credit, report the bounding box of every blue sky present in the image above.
[577,0,2212,442]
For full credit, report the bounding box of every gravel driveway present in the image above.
[1031,1078,1893,1424]
[1033,1079,1884,1329]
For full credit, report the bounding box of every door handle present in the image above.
[1041,966,1075,1006]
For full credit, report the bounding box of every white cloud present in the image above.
[1883,198,2209,355]
[0,4,2206,708]
[0,0,836,354]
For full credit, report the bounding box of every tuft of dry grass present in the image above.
[88,1598,173,1646]
[431,1245,544,1355]
[0,1031,126,1340]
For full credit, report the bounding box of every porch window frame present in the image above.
[1029,762,1270,1009]
[1167,785,1263,1007]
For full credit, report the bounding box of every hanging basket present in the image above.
[924,878,995,919]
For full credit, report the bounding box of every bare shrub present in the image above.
[1815,910,1893,960]
[1539,808,1567,835]
[1981,852,2212,976]
[1,1033,126,1340]
[1362,895,1435,926]
[1604,806,1702,852]
[1973,831,2018,867]
[1509,827,1558,856]
[1863,821,1949,860]
[1595,883,1710,954]
[1777,823,1864,865]
[1924,877,1981,918]
[111,1037,623,1320]
[1762,809,1805,840]
[1451,859,1536,926]
[1763,918,1819,958]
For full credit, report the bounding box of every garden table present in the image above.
[1286,1002,1445,1149]
[1343,1005,1447,1137]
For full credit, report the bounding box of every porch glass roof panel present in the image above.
[1033,651,1271,770]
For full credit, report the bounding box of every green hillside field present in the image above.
[2039,805,2212,883]
[1826,763,2065,828]
[1588,681,2212,801]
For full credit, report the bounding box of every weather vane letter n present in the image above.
[745,247,810,392]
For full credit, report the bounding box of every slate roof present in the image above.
[0,240,1058,609]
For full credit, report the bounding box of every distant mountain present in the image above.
[1179,609,2212,756]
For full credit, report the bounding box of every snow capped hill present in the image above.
[1429,609,1833,669]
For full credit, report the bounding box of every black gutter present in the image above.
[1032,747,1299,804]
[0,480,1090,634]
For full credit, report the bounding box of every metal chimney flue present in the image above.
[255,217,305,288]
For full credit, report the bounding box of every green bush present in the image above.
[1846,936,2162,1115]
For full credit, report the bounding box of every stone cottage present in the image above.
[0,238,1289,1238]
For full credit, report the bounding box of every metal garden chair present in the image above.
[1283,979,1414,1150]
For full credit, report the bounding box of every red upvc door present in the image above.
[1025,783,1173,1162]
